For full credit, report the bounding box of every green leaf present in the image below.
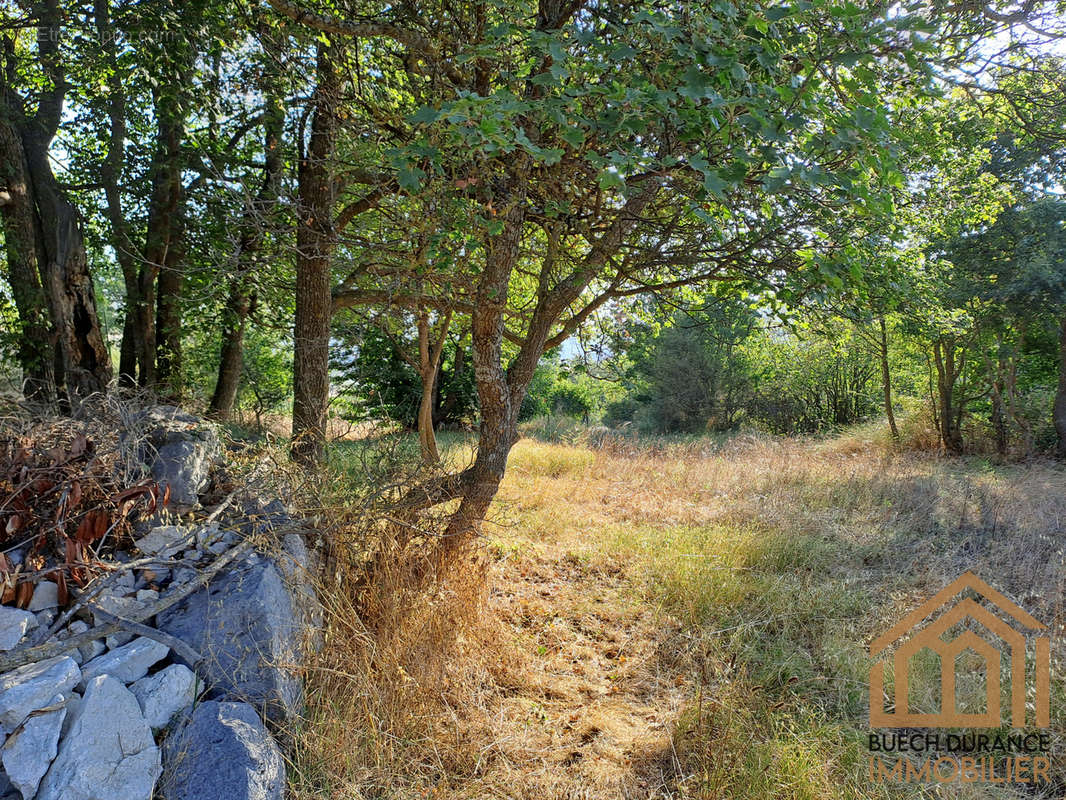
[703,169,726,199]
[680,65,713,99]
[397,165,426,192]
[560,127,586,148]
[745,11,768,34]
[408,106,440,125]
[597,169,626,191]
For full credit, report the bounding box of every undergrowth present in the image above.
[285,423,1066,799]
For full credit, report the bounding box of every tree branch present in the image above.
[264,0,464,84]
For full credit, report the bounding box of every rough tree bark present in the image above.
[416,309,453,464]
[24,140,112,399]
[433,193,529,566]
[0,107,55,406]
[137,78,185,389]
[879,317,899,441]
[1,0,111,402]
[95,0,139,387]
[209,285,253,420]
[155,213,185,400]
[291,43,340,465]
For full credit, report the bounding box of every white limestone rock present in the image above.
[37,675,160,800]
[0,656,80,734]
[28,582,60,612]
[134,526,191,559]
[129,664,196,730]
[0,608,37,651]
[79,636,168,689]
[1,693,67,798]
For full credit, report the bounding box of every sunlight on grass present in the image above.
[494,433,1062,799]
[293,431,1063,799]
[597,521,884,798]
[507,440,597,478]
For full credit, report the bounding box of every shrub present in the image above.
[547,382,593,418]
[604,396,640,427]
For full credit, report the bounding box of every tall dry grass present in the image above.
[500,434,1065,798]
[288,424,1066,799]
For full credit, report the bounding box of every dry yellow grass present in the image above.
[291,433,1066,799]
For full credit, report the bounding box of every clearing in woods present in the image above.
[451,435,1066,800]
[293,433,1066,800]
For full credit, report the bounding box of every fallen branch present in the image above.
[0,539,252,673]
[29,481,249,648]
[30,538,200,648]
[91,607,203,668]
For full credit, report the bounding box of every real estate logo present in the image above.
[867,572,1053,785]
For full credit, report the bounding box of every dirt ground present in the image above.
[472,536,690,799]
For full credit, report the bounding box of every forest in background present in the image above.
[1,0,1065,555]
[3,3,1066,796]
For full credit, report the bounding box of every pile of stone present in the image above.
[0,407,321,800]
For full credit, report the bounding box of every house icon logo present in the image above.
[870,572,1050,728]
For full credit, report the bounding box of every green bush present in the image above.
[548,382,593,418]
[604,396,640,427]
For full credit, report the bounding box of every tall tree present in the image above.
[946,200,1066,455]
[271,0,1002,571]
[91,0,196,394]
[0,106,54,404]
[0,0,112,404]
[136,9,190,394]
[208,25,288,421]
[291,41,342,464]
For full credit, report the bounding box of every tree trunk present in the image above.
[431,179,657,567]
[100,0,189,391]
[416,308,451,464]
[0,108,55,407]
[879,317,898,441]
[155,224,184,400]
[138,79,185,389]
[95,0,139,388]
[291,43,340,465]
[418,380,440,464]
[432,194,528,566]
[1054,316,1066,458]
[117,314,138,387]
[2,1,111,402]
[933,337,963,454]
[209,286,253,420]
[27,150,112,399]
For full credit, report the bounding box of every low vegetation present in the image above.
[287,422,1065,799]
[3,2,1065,797]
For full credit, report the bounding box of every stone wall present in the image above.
[0,407,321,800]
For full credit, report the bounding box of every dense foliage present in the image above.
[1,1,1065,550]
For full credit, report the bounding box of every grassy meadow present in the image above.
[290,425,1066,799]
